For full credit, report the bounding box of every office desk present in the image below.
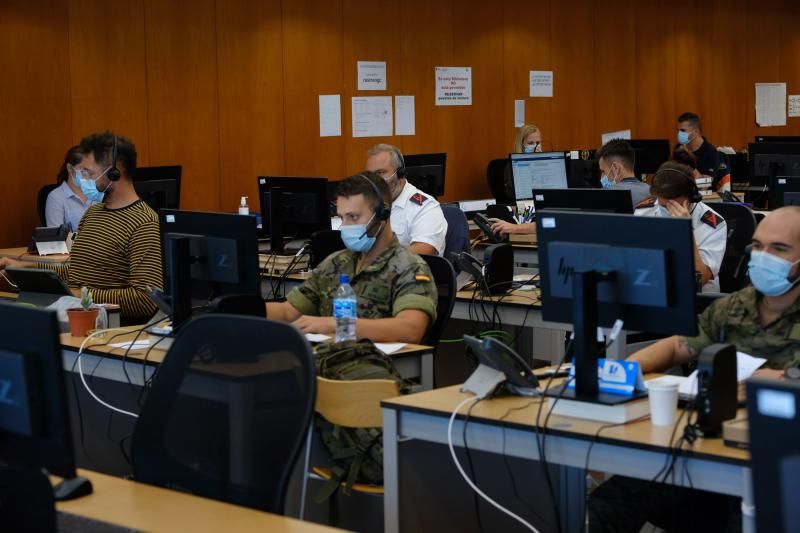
[55,469,341,532]
[381,386,752,533]
[0,246,69,263]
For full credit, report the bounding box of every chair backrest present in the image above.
[486,159,514,204]
[420,254,457,347]
[707,203,757,293]
[315,376,399,428]
[37,184,59,226]
[440,204,471,262]
[132,314,316,514]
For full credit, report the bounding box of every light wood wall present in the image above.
[2,0,800,246]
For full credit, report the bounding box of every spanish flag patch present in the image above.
[415,274,432,282]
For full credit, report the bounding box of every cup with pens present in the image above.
[514,206,535,224]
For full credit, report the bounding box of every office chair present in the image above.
[707,203,756,293]
[36,184,59,226]
[486,159,515,204]
[440,204,471,269]
[420,254,456,348]
[132,314,316,514]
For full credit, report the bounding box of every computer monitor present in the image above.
[755,135,800,143]
[536,210,697,402]
[256,176,332,253]
[566,158,601,188]
[532,188,633,214]
[747,377,800,533]
[0,303,89,494]
[628,139,670,177]
[159,210,260,327]
[748,142,800,190]
[404,153,447,197]
[769,175,800,208]
[510,152,569,201]
[133,165,181,211]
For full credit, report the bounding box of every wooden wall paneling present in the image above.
[342,0,402,176]
[0,0,72,246]
[216,0,285,210]
[634,0,677,140]
[593,0,637,144]
[708,0,749,150]
[503,0,553,154]
[143,0,221,211]
[396,0,454,190]
[450,0,505,201]
[778,0,800,137]
[549,0,596,150]
[67,0,150,166]
[674,0,714,141]
[281,0,345,181]
[745,0,783,141]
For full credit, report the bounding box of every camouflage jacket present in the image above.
[684,287,800,369]
[286,237,437,323]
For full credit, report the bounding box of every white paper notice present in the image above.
[789,95,800,118]
[601,129,632,145]
[305,333,331,343]
[351,96,393,138]
[375,343,407,354]
[435,66,472,106]
[395,95,415,135]
[318,95,342,137]
[357,61,387,91]
[530,70,553,98]
[514,99,525,127]
[755,82,787,127]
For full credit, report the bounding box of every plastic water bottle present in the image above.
[333,274,357,342]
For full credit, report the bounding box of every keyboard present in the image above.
[57,511,135,532]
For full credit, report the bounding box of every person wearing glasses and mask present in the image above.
[266,172,437,344]
[365,144,447,256]
[45,145,96,232]
[634,161,727,293]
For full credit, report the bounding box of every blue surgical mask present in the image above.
[600,176,613,189]
[748,250,800,297]
[677,131,691,145]
[340,214,379,253]
[78,176,105,203]
[72,169,85,183]
[523,144,535,153]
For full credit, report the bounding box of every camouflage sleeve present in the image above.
[286,263,332,317]
[683,299,722,357]
[392,257,438,323]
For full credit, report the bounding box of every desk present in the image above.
[0,246,69,263]
[382,386,752,533]
[55,469,340,532]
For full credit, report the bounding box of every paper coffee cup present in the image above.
[647,381,679,426]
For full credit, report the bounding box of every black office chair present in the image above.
[440,204,471,270]
[420,255,457,348]
[36,184,59,226]
[132,314,316,514]
[486,159,515,204]
[707,203,756,293]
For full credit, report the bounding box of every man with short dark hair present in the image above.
[266,172,437,344]
[676,111,731,192]
[595,139,651,208]
[0,132,162,323]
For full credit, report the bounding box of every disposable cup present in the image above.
[647,381,679,426]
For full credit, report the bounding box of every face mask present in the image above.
[600,176,613,189]
[72,169,85,183]
[340,214,379,253]
[748,250,800,297]
[677,131,691,145]
[523,144,535,153]
[78,176,105,203]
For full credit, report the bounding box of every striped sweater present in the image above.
[44,201,162,322]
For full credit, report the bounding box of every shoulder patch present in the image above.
[701,210,722,229]
[410,192,427,206]
[415,273,432,282]
[635,197,656,209]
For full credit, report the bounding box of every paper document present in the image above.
[357,61,387,91]
[646,351,767,397]
[318,95,342,137]
[755,82,787,127]
[514,99,525,127]
[789,95,800,118]
[109,340,150,350]
[530,71,553,98]
[601,129,631,145]
[376,343,407,354]
[435,66,472,106]
[395,95,415,135]
[305,333,331,343]
[351,96,393,137]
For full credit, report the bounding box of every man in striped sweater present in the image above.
[1,132,162,323]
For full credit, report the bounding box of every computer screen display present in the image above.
[532,188,633,214]
[510,152,568,200]
[134,165,181,211]
[404,153,447,197]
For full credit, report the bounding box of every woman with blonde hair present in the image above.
[513,124,542,153]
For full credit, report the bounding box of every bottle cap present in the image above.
[339,274,350,284]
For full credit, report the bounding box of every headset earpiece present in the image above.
[394,147,406,178]
[107,135,121,182]
[357,173,391,221]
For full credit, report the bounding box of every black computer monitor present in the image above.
[747,377,800,533]
[566,158,601,188]
[0,303,89,494]
[536,210,697,402]
[628,139,670,177]
[769,175,800,208]
[748,142,800,192]
[133,165,181,211]
[159,210,260,327]
[404,153,447,197]
[755,135,800,143]
[256,176,331,253]
[532,188,633,214]
[509,152,569,201]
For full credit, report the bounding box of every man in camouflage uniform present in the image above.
[266,172,437,344]
[589,206,800,533]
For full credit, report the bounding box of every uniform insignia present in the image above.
[701,210,721,229]
[635,197,656,209]
[415,274,432,282]
[410,193,427,206]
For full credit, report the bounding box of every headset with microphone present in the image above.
[391,146,406,178]
[354,173,391,241]
[107,134,121,182]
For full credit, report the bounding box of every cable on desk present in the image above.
[77,328,141,418]
[462,397,486,532]
[447,395,541,533]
